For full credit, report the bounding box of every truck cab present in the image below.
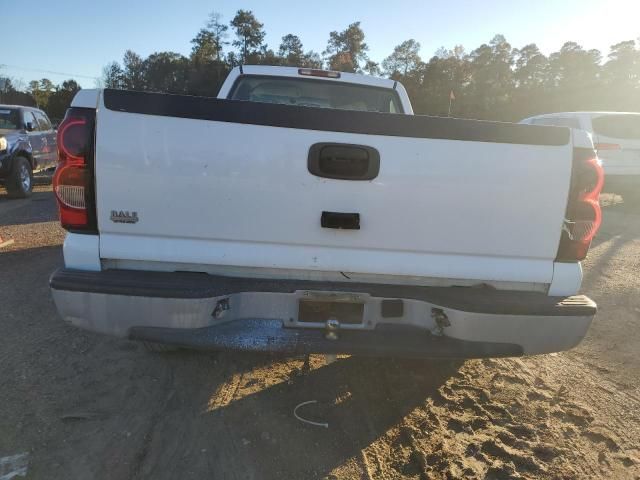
[218,65,414,114]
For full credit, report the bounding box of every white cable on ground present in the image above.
[293,400,329,428]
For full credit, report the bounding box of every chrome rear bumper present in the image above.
[50,268,596,357]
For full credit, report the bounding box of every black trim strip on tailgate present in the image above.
[103,89,570,146]
[50,268,596,317]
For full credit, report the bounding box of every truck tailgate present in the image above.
[95,90,572,286]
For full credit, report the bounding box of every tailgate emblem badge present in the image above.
[110,210,139,224]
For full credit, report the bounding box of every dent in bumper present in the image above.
[129,319,523,359]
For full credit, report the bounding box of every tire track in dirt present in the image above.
[352,356,639,479]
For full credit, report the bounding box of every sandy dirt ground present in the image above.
[0,186,638,480]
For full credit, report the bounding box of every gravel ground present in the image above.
[0,187,638,480]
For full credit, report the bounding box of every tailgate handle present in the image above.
[321,211,360,230]
[308,143,380,180]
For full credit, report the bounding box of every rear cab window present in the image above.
[592,114,640,140]
[229,75,403,114]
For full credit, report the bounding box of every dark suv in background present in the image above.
[0,105,57,197]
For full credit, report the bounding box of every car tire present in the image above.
[6,156,33,198]
[141,341,179,353]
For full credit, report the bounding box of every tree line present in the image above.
[100,10,640,121]
[3,9,640,122]
[0,78,81,122]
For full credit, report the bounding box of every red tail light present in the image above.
[53,108,97,232]
[556,148,604,261]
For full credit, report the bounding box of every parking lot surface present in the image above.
[1,187,639,479]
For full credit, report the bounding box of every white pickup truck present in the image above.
[50,66,602,358]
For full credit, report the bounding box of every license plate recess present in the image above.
[298,294,365,325]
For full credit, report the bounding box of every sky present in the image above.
[3,0,639,88]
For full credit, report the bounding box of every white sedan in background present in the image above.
[521,112,640,206]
